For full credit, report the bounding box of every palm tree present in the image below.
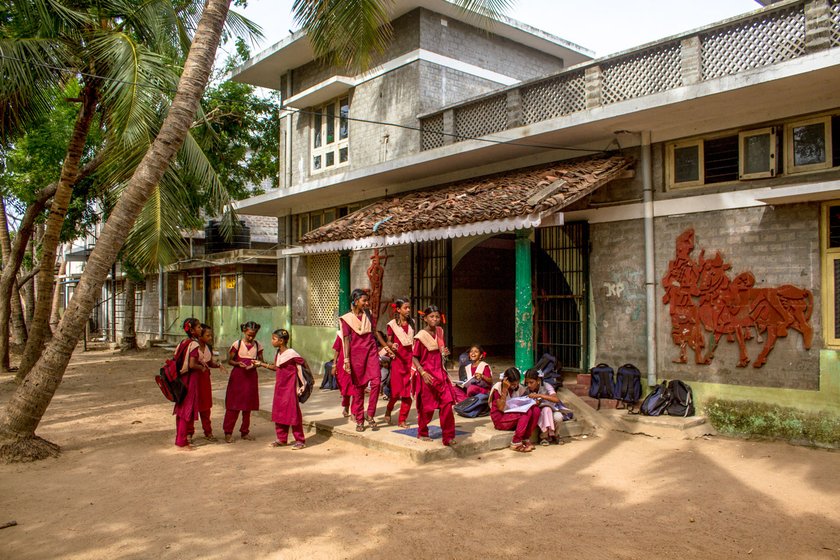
[0,0,513,463]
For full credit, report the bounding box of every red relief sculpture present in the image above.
[366,248,389,327]
[663,229,813,368]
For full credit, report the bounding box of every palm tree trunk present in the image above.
[50,260,66,330]
[15,88,98,382]
[0,199,26,368]
[120,276,137,351]
[0,0,232,463]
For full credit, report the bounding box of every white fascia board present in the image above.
[283,76,355,109]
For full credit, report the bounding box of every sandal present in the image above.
[418,436,433,442]
[366,416,379,431]
[204,434,218,442]
[356,423,366,432]
[522,441,536,452]
[510,442,529,453]
[444,439,458,447]
[398,422,409,429]
[224,434,233,444]
[269,441,288,448]
[240,434,255,441]
[291,442,306,450]
[342,408,351,418]
[384,414,392,425]
[540,438,551,446]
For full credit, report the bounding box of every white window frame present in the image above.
[785,116,832,174]
[666,139,705,189]
[311,96,349,174]
[738,127,777,180]
[822,202,840,348]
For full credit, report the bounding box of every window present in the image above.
[291,207,343,243]
[739,127,777,180]
[667,140,704,188]
[822,202,840,347]
[312,97,350,173]
[786,116,832,174]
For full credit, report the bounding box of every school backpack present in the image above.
[457,352,471,382]
[155,342,189,404]
[532,353,561,389]
[320,360,339,390]
[614,363,643,408]
[299,360,316,404]
[666,379,695,417]
[639,381,671,416]
[588,363,615,409]
[454,393,490,418]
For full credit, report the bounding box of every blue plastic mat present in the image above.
[392,426,469,440]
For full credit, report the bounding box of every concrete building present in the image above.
[231,0,840,415]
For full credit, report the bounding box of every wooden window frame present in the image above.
[311,97,350,175]
[785,116,832,174]
[821,202,840,348]
[738,127,777,180]
[666,139,705,189]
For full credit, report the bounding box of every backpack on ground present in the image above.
[614,363,643,410]
[588,363,615,409]
[532,353,561,389]
[299,360,316,404]
[454,392,490,418]
[639,381,670,416]
[666,379,695,417]
[155,342,189,404]
[320,360,339,390]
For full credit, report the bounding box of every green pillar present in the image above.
[515,229,534,375]
[338,250,351,315]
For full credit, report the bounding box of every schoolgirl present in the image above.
[340,289,391,432]
[331,332,352,418]
[411,305,457,446]
[464,344,493,397]
[172,318,200,448]
[223,321,264,443]
[258,329,307,449]
[489,367,539,453]
[384,297,414,427]
[188,324,225,443]
[524,370,573,445]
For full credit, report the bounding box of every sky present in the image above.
[227,0,763,63]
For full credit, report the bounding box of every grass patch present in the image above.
[704,398,840,448]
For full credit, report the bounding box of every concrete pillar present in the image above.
[804,0,831,53]
[514,229,534,374]
[505,88,523,129]
[339,250,351,315]
[680,36,702,85]
[442,109,455,145]
[584,66,602,109]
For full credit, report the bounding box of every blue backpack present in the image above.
[454,393,490,418]
[614,363,642,407]
[588,363,615,409]
[639,381,670,416]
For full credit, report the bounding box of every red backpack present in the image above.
[155,341,190,404]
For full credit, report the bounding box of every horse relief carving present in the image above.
[663,229,813,368]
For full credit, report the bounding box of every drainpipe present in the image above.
[158,265,164,339]
[642,131,657,387]
[514,229,534,375]
[284,215,292,330]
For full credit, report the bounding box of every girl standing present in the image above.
[223,321,264,443]
[189,323,224,442]
[340,289,391,432]
[172,318,200,449]
[332,332,352,418]
[411,305,457,446]
[259,329,307,449]
[384,297,414,427]
[464,344,493,397]
[490,367,539,453]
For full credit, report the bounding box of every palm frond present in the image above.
[224,9,264,47]
[179,130,238,225]
[451,0,515,20]
[292,0,395,71]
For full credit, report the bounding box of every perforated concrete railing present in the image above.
[421,112,445,151]
[419,0,835,151]
[307,253,340,328]
[700,3,806,80]
[453,93,507,141]
[521,71,586,125]
[601,42,683,105]
[831,0,840,47]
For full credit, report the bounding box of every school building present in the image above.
[228,0,840,415]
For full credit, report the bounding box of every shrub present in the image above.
[704,398,840,448]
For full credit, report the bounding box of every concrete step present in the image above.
[576,373,591,386]
[570,384,590,397]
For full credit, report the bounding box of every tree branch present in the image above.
[16,267,40,288]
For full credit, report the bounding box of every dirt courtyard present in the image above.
[1,347,839,560]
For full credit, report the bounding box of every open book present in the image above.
[503,396,537,414]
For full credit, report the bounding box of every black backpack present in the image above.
[320,360,339,390]
[614,363,642,407]
[532,353,561,389]
[666,379,695,417]
[588,363,615,409]
[639,381,671,416]
[454,393,490,418]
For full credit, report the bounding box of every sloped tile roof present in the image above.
[300,155,633,244]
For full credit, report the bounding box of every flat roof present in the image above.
[229,0,594,90]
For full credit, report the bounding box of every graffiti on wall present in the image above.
[662,229,813,368]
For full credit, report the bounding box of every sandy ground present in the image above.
[1,346,839,560]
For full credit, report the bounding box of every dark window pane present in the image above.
[674,145,700,183]
[326,151,334,167]
[829,206,840,248]
[339,146,348,163]
[743,133,771,175]
[793,122,826,167]
[313,111,322,148]
[311,213,322,229]
[326,103,335,144]
[340,98,349,140]
[313,155,321,170]
[704,136,738,184]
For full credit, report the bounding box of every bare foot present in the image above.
[418,436,433,442]
[398,422,409,429]
[384,414,392,425]
[177,444,195,452]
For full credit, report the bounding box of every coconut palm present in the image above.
[0,0,513,462]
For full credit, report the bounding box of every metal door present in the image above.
[411,239,452,349]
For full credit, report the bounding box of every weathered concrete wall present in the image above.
[350,246,412,333]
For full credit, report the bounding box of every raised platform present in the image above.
[213,380,591,464]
